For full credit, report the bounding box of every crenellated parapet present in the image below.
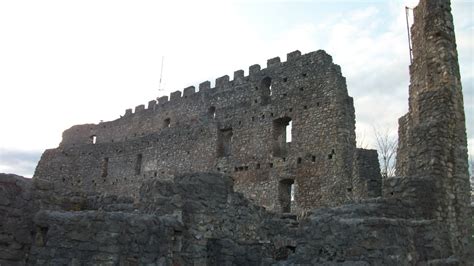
[60,50,345,148]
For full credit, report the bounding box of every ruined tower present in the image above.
[396,0,471,258]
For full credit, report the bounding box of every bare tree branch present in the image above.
[373,126,398,178]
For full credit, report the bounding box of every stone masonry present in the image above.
[393,0,471,260]
[34,49,381,213]
[0,0,471,264]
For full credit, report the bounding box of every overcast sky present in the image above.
[0,0,472,177]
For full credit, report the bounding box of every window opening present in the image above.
[91,135,97,144]
[260,77,272,104]
[279,179,295,213]
[217,128,233,157]
[101,157,109,177]
[328,149,335,160]
[135,154,143,175]
[286,121,292,143]
[164,118,171,128]
[208,106,216,119]
[273,117,292,157]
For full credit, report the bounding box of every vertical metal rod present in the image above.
[159,56,164,91]
[405,7,413,64]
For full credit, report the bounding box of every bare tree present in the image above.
[356,129,369,149]
[373,126,398,178]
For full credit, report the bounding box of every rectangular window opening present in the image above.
[217,128,233,157]
[279,179,295,213]
[101,157,108,177]
[273,117,292,157]
[135,154,143,175]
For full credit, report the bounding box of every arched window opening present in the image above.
[208,106,216,119]
[279,179,295,213]
[273,117,292,157]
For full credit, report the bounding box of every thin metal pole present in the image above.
[159,56,164,91]
[405,7,413,64]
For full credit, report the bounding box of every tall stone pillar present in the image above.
[395,0,470,259]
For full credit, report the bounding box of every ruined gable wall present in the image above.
[34,50,360,212]
[394,0,471,259]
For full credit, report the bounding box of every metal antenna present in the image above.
[158,56,164,91]
[405,7,413,64]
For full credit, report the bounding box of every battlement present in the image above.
[118,50,334,116]
[60,50,344,147]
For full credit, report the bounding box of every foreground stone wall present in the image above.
[34,50,372,213]
[20,172,466,265]
[0,174,34,265]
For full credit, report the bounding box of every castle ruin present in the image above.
[0,0,471,264]
[34,48,381,214]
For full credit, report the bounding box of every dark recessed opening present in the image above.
[260,77,272,104]
[101,157,109,177]
[135,154,142,175]
[164,118,171,128]
[217,128,233,157]
[208,106,216,119]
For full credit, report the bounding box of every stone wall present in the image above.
[0,174,34,265]
[34,49,369,213]
[394,0,471,260]
[351,148,382,200]
[23,172,465,265]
